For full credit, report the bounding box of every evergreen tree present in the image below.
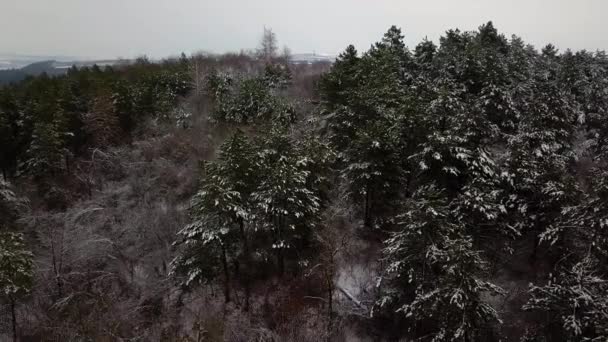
[321,27,415,227]
[262,63,292,90]
[318,45,360,108]
[413,38,437,72]
[378,186,503,341]
[23,119,66,177]
[83,93,121,147]
[0,109,15,180]
[0,90,22,179]
[252,127,322,275]
[0,180,23,229]
[0,232,34,342]
[341,117,402,227]
[173,131,258,305]
[523,257,608,341]
[505,57,580,259]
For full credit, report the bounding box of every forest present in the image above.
[1,22,608,341]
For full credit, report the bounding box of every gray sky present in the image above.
[2,0,608,59]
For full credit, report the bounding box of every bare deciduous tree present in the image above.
[257,27,278,61]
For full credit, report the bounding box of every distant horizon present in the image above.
[3,34,608,66]
[0,51,338,63]
[3,0,608,60]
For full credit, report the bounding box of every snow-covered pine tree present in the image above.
[252,127,322,275]
[296,132,336,205]
[0,180,23,229]
[523,256,608,341]
[262,62,292,90]
[173,131,257,304]
[0,110,14,180]
[505,51,580,259]
[377,185,503,341]
[341,117,403,228]
[575,51,608,159]
[321,27,414,227]
[23,119,67,177]
[413,38,437,71]
[358,26,412,109]
[318,44,360,109]
[0,91,22,180]
[409,75,497,196]
[0,176,32,340]
[548,165,608,270]
[0,232,33,342]
[0,232,33,298]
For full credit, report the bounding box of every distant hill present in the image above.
[21,60,66,75]
[0,60,65,85]
[0,59,125,85]
[0,53,80,70]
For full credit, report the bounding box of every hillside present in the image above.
[2,23,608,341]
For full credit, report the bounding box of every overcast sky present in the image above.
[2,0,608,59]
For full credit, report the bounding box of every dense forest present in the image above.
[1,23,608,341]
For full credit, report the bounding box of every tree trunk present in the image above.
[364,182,371,227]
[220,242,231,303]
[530,217,541,266]
[64,151,71,174]
[277,249,285,276]
[327,273,333,326]
[278,240,285,277]
[239,218,251,312]
[11,298,17,342]
[327,276,333,342]
[530,234,540,266]
[275,214,285,276]
[49,230,63,297]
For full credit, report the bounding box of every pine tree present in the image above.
[0,90,21,179]
[413,38,437,71]
[23,119,66,177]
[505,55,580,259]
[321,27,415,227]
[0,110,14,180]
[0,180,21,229]
[378,186,503,341]
[409,75,497,196]
[111,80,138,133]
[252,127,322,275]
[523,257,608,341]
[262,63,292,90]
[341,117,402,227]
[0,232,34,342]
[173,131,257,305]
[549,165,608,269]
[318,45,360,108]
[83,93,121,147]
